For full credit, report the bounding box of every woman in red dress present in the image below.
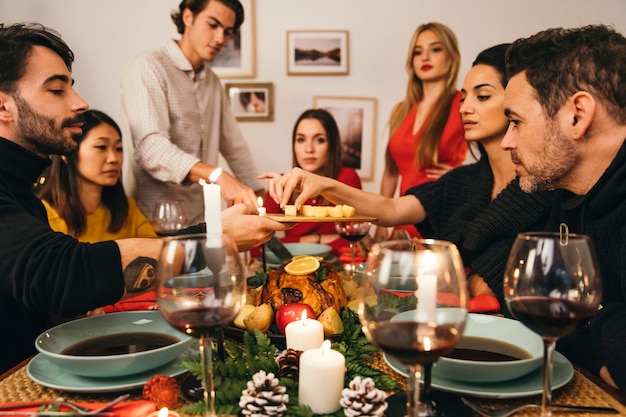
[264,109,362,255]
[377,22,468,240]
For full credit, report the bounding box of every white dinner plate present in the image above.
[384,351,574,399]
[27,346,196,393]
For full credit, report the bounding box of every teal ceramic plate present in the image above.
[27,346,195,393]
[384,351,574,399]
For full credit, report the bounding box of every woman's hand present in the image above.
[259,168,327,209]
[425,163,455,180]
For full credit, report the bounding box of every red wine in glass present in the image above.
[335,221,371,277]
[504,232,602,417]
[163,306,237,338]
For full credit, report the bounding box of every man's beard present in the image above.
[13,94,81,156]
[516,121,576,193]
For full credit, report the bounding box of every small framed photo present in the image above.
[313,96,378,181]
[208,0,256,78]
[226,82,274,122]
[287,30,349,75]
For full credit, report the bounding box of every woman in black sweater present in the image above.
[262,44,555,308]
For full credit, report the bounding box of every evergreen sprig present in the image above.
[179,309,401,415]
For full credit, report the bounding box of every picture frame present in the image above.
[287,30,349,75]
[313,96,378,181]
[226,82,274,122]
[208,0,256,78]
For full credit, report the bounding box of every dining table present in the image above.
[1,344,625,417]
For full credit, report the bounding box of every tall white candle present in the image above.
[416,251,438,323]
[285,311,324,351]
[298,340,345,414]
[200,168,223,248]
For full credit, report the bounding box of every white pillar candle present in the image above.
[285,316,324,351]
[416,251,438,323]
[257,196,266,216]
[200,168,223,248]
[298,340,345,414]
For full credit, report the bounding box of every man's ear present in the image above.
[0,92,16,123]
[182,7,194,28]
[562,91,595,140]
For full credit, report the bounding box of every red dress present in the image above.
[387,91,467,236]
[263,167,362,255]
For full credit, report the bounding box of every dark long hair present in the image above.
[40,110,129,237]
[292,108,342,179]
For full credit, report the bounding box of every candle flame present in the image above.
[320,339,331,353]
[209,167,223,184]
[257,196,264,207]
[158,408,169,417]
[300,309,308,321]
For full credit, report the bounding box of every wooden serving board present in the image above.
[266,214,377,223]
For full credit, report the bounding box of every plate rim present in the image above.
[27,346,194,393]
[384,351,574,399]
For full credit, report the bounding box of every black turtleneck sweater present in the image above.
[406,155,556,302]
[553,139,626,397]
[0,137,124,373]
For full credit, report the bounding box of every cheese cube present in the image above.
[302,205,316,217]
[284,205,298,216]
[341,204,356,217]
[329,205,344,217]
[314,206,329,217]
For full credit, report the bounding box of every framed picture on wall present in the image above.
[208,0,256,78]
[313,96,377,181]
[287,30,349,75]
[226,82,274,122]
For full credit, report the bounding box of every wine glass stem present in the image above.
[406,365,423,417]
[421,362,435,416]
[540,339,557,417]
[349,242,356,278]
[199,335,217,417]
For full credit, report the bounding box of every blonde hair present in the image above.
[386,22,460,173]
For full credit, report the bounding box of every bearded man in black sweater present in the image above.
[501,24,626,396]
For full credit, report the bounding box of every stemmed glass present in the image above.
[503,232,602,416]
[360,239,468,417]
[155,233,246,417]
[335,221,371,277]
[153,200,189,236]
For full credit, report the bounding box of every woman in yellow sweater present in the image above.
[40,109,157,312]
[40,109,156,241]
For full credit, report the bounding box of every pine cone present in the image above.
[340,376,388,417]
[277,348,302,380]
[143,374,179,409]
[239,370,289,417]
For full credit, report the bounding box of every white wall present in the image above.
[2,0,625,194]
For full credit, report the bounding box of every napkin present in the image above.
[0,400,157,416]
[103,292,157,313]
[468,294,501,313]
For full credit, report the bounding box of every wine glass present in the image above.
[360,239,468,417]
[335,221,371,277]
[155,233,246,417]
[152,200,189,236]
[503,232,602,416]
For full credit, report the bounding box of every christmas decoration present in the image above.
[239,370,289,417]
[339,376,388,417]
[277,348,302,380]
[143,374,179,409]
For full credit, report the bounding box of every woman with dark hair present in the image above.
[40,110,156,241]
[264,44,555,309]
[263,108,362,254]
